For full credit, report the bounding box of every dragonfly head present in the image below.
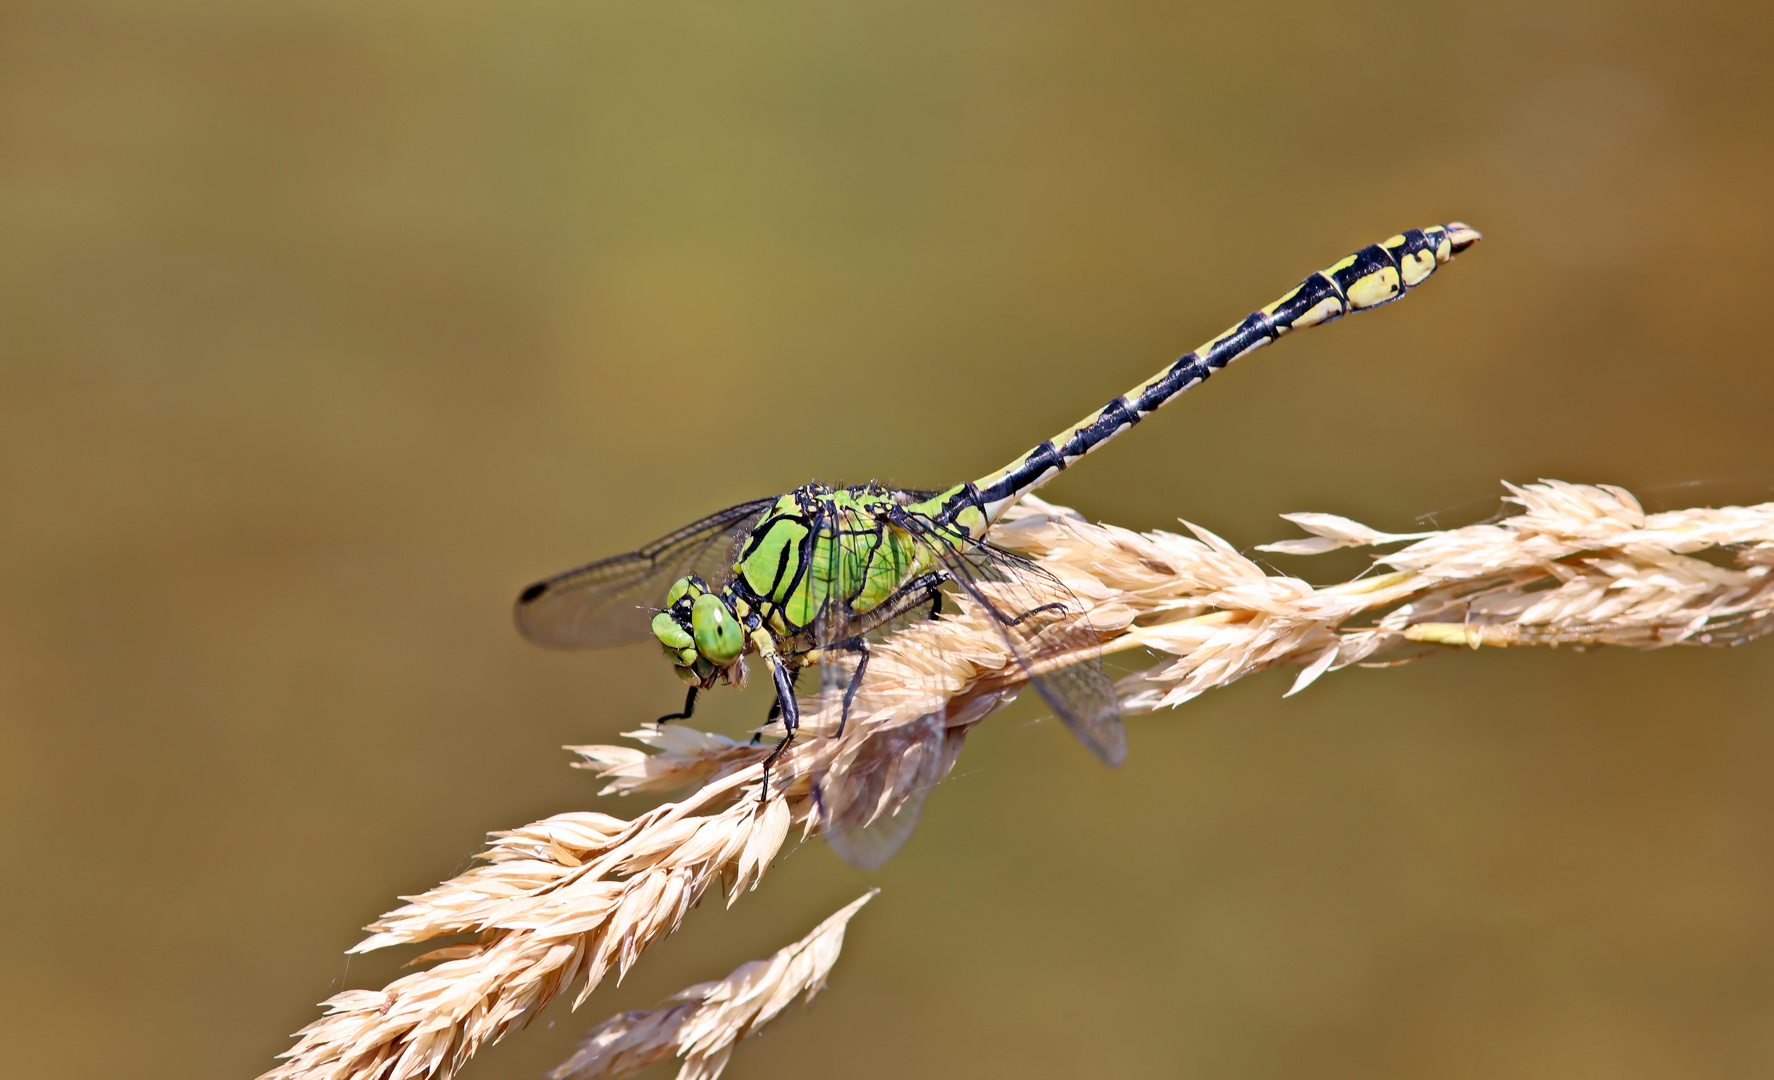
[652,576,746,685]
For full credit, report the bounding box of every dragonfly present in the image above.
[515,223,1481,803]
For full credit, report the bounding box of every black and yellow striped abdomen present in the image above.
[954,223,1481,525]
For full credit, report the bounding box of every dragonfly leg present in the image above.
[1003,600,1069,627]
[752,696,782,745]
[883,567,943,620]
[830,636,870,739]
[657,686,698,725]
[759,655,799,803]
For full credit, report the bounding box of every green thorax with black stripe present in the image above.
[723,484,961,645]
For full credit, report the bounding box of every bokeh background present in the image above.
[5,2,1774,1078]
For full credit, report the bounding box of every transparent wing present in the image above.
[805,492,1118,870]
[821,713,947,871]
[896,514,1126,766]
[806,496,949,869]
[513,498,777,649]
[818,685,1016,870]
[812,498,872,722]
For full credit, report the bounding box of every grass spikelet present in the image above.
[547,891,876,1080]
[263,480,1774,1080]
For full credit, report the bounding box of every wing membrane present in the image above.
[811,498,872,724]
[514,498,776,649]
[821,713,947,871]
[897,516,1126,766]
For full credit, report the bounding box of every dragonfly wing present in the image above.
[821,713,947,871]
[513,497,777,649]
[811,497,874,725]
[900,516,1126,766]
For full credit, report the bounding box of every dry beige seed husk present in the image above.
[261,481,1774,1080]
[546,890,875,1080]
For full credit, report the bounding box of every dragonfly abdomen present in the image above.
[969,223,1481,522]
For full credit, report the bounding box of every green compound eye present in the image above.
[651,611,694,651]
[690,592,744,666]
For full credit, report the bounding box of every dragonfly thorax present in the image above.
[650,575,747,687]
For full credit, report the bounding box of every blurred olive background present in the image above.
[5,2,1774,1078]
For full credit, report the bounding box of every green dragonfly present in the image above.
[516,223,1480,792]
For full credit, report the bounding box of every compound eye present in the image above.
[690,593,744,666]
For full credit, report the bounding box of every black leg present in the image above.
[759,658,799,803]
[752,696,781,745]
[927,586,943,619]
[1004,600,1068,627]
[833,637,870,739]
[657,685,697,725]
